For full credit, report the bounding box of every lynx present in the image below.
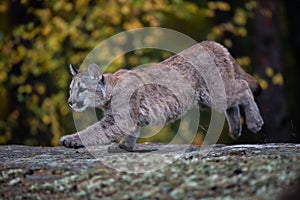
[60,41,264,151]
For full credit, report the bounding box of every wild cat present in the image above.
[60,41,264,151]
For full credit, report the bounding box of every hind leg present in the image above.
[227,80,264,133]
[225,106,242,138]
[240,91,264,133]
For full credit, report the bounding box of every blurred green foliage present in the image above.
[0,0,257,146]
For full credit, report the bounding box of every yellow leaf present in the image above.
[235,27,247,36]
[208,1,230,11]
[259,79,268,90]
[223,39,232,48]
[0,2,8,13]
[265,67,274,77]
[31,94,39,104]
[24,85,32,93]
[121,5,130,15]
[42,24,52,36]
[236,56,251,67]
[123,19,143,30]
[272,73,284,85]
[212,26,223,36]
[208,2,217,10]
[64,3,73,12]
[234,9,247,26]
[0,71,7,82]
[42,115,51,125]
[217,1,231,11]
[36,84,46,95]
[205,9,215,17]
[245,1,258,10]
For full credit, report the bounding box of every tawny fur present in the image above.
[60,41,264,150]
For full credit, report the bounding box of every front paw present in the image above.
[229,126,242,139]
[59,134,84,149]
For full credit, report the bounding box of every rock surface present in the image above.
[1,143,300,199]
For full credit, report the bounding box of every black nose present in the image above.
[68,101,73,106]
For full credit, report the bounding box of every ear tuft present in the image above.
[69,64,78,76]
[88,63,103,81]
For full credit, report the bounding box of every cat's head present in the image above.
[68,64,107,112]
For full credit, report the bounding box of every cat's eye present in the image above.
[78,87,86,93]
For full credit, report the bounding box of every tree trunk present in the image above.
[252,0,288,142]
[284,1,300,142]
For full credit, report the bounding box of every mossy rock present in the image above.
[0,143,300,199]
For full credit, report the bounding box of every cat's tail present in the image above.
[231,57,262,96]
[244,74,262,96]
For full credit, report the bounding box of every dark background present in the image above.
[0,0,299,146]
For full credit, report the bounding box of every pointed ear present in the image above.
[69,64,78,76]
[88,63,103,81]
